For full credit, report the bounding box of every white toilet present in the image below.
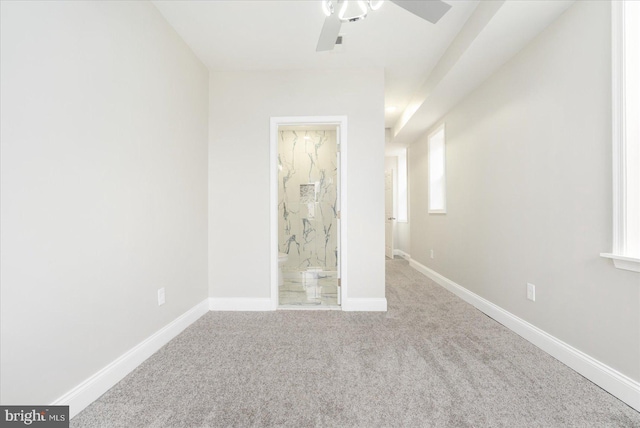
[278,252,288,286]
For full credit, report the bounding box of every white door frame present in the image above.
[270,116,348,310]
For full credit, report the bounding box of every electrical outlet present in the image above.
[430,249,434,259]
[526,283,536,302]
[158,288,165,306]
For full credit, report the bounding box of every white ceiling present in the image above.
[152,0,479,128]
[387,0,575,155]
[153,0,575,151]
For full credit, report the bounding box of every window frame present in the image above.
[427,123,447,214]
[600,1,640,272]
[397,148,408,222]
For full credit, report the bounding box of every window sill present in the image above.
[600,253,640,273]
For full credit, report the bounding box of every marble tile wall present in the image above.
[278,130,338,272]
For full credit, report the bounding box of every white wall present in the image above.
[409,0,640,381]
[209,70,385,301]
[395,219,411,256]
[0,1,209,404]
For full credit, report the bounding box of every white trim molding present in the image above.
[605,0,640,272]
[611,0,626,257]
[409,258,640,412]
[209,298,273,311]
[600,253,640,273]
[53,299,210,419]
[342,298,387,312]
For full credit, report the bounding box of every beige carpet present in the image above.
[71,259,640,427]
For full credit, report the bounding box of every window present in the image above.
[601,1,640,272]
[428,124,446,213]
[397,149,408,222]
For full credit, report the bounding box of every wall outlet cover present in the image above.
[527,283,536,302]
[158,288,165,306]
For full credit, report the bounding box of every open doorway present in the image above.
[270,117,347,310]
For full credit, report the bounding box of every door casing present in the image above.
[270,116,348,310]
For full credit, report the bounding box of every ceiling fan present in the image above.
[317,0,452,51]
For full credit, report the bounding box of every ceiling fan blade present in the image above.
[316,13,342,52]
[390,0,452,24]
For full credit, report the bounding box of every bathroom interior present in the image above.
[277,125,340,308]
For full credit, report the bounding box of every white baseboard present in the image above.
[409,258,640,412]
[342,298,387,312]
[55,292,389,419]
[209,297,274,311]
[53,299,209,419]
[393,249,411,260]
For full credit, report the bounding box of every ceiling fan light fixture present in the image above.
[339,1,368,22]
[322,0,334,17]
[338,1,348,19]
[368,0,384,11]
[316,0,452,52]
